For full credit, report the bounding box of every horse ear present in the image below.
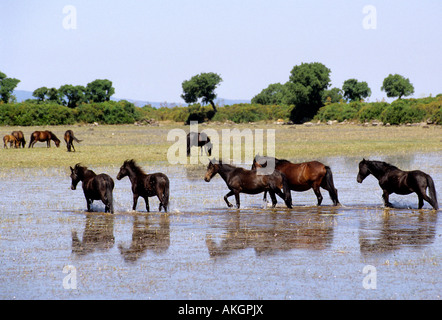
[70,166,74,172]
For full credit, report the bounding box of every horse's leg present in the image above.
[47,140,50,148]
[86,198,92,212]
[224,190,235,208]
[234,192,241,209]
[269,191,277,208]
[418,194,424,209]
[313,185,323,206]
[382,190,393,208]
[132,194,139,211]
[144,196,150,212]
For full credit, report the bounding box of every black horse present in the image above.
[357,159,438,210]
[70,164,115,213]
[187,132,212,156]
[204,159,292,209]
[116,159,169,212]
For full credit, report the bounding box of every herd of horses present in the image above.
[67,131,438,214]
[3,129,81,151]
[3,129,438,213]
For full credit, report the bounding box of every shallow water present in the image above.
[0,153,441,299]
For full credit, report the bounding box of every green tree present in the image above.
[60,84,86,108]
[0,71,20,103]
[86,79,115,103]
[251,83,287,105]
[381,74,414,99]
[32,87,49,102]
[342,79,371,102]
[287,62,331,123]
[181,72,222,114]
[322,87,343,104]
[46,87,63,104]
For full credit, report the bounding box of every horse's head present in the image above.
[357,159,370,183]
[204,159,219,182]
[117,160,132,180]
[70,164,84,190]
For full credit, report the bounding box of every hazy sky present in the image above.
[1,0,441,103]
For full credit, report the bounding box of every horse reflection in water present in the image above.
[71,214,115,256]
[359,210,438,255]
[119,215,170,262]
[206,209,336,257]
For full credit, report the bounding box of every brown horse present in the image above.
[70,163,115,213]
[64,130,82,152]
[252,155,340,206]
[11,131,26,148]
[187,132,212,156]
[116,159,169,212]
[29,130,61,148]
[204,159,292,209]
[3,135,18,148]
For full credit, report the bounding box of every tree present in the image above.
[46,87,63,104]
[381,74,414,99]
[33,87,49,102]
[0,71,20,103]
[60,84,86,108]
[251,83,287,105]
[181,72,222,114]
[86,79,115,103]
[342,79,371,102]
[287,62,331,123]
[322,87,343,104]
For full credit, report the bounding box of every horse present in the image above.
[64,129,82,152]
[357,159,438,210]
[116,159,169,212]
[11,131,26,148]
[70,163,115,213]
[29,130,60,148]
[204,159,292,209]
[187,132,212,156]
[252,155,340,206]
[3,135,18,148]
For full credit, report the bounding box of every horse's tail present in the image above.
[162,178,170,212]
[426,175,438,210]
[281,172,292,208]
[321,166,340,206]
[72,133,82,143]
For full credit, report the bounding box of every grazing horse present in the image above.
[3,135,18,148]
[29,130,60,148]
[187,132,212,156]
[11,131,26,148]
[204,159,292,209]
[117,159,169,212]
[64,129,82,152]
[252,155,340,206]
[70,164,115,213]
[357,159,438,210]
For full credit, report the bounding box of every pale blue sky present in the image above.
[1,0,441,103]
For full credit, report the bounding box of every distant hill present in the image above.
[13,90,250,107]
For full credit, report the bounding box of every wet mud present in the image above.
[0,153,441,299]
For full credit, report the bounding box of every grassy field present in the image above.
[0,122,441,169]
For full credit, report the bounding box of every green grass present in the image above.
[1,123,441,168]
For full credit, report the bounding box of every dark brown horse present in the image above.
[29,130,61,148]
[116,159,169,212]
[187,132,212,156]
[3,135,18,148]
[357,159,438,210]
[70,164,115,213]
[11,131,26,148]
[252,155,340,206]
[204,159,292,209]
[64,130,82,152]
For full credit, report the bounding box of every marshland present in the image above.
[0,123,441,299]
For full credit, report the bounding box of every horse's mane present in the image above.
[254,155,290,166]
[366,159,399,171]
[49,131,60,141]
[124,159,147,175]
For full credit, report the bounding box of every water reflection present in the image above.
[206,209,336,257]
[72,214,115,256]
[359,210,438,255]
[118,214,170,262]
